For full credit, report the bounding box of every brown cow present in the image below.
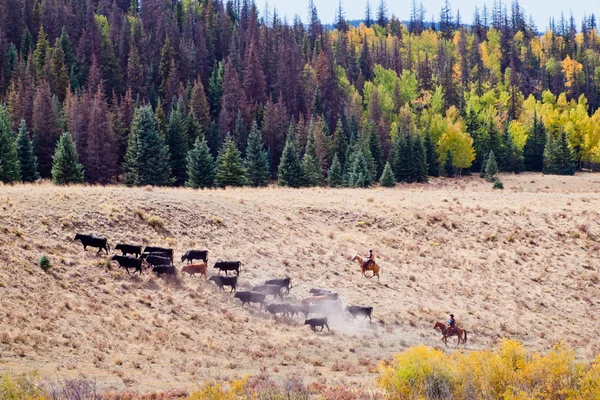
[182,263,207,278]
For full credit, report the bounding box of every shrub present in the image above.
[493,178,504,190]
[0,373,46,399]
[38,255,51,271]
[146,215,164,229]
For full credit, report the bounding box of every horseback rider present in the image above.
[364,249,375,268]
[446,314,456,335]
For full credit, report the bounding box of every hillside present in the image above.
[0,173,599,393]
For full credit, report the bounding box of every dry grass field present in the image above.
[0,173,599,394]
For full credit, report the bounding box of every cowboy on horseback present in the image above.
[446,314,456,335]
[364,250,375,269]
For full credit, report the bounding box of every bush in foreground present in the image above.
[38,255,51,271]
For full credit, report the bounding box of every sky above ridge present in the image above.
[263,0,594,32]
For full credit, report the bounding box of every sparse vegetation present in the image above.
[38,255,51,271]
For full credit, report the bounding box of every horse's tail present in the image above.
[463,329,467,343]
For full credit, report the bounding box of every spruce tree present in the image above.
[502,132,524,173]
[479,152,489,178]
[523,112,547,171]
[328,154,343,188]
[278,127,303,188]
[165,105,189,186]
[301,129,324,187]
[368,123,384,177]
[424,129,438,177]
[15,120,39,182]
[379,161,396,187]
[444,150,455,177]
[244,122,270,187]
[332,119,347,170]
[412,134,428,183]
[485,150,499,180]
[51,132,84,185]
[0,104,20,183]
[392,132,413,182]
[214,134,249,187]
[345,150,371,188]
[123,106,173,186]
[185,136,215,189]
[544,130,575,175]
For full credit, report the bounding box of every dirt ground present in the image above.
[0,173,598,393]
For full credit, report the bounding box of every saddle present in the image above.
[363,259,375,269]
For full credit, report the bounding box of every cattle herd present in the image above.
[74,234,374,333]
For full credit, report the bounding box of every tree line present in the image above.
[0,0,595,186]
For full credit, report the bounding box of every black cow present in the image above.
[251,284,283,300]
[143,246,174,262]
[145,255,172,268]
[181,250,208,264]
[208,275,238,292]
[290,304,310,318]
[152,265,177,276]
[214,261,241,276]
[305,317,330,332]
[142,251,171,261]
[265,277,292,294]
[345,306,373,323]
[74,234,110,254]
[234,291,266,310]
[115,244,142,258]
[265,304,290,318]
[111,255,143,275]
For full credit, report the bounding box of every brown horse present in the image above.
[433,321,467,348]
[352,255,381,281]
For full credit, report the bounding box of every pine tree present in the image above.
[278,127,303,188]
[368,122,384,177]
[33,26,49,75]
[485,150,499,180]
[523,112,547,171]
[392,132,413,182]
[543,130,575,175]
[501,131,524,173]
[479,152,489,178]
[165,105,189,186]
[379,161,396,187]
[185,136,215,189]
[15,120,38,182]
[214,134,249,187]
[345,150,371,188]
[424,129,438,177]
[123,106,173,187]
[328,154,343,188]
[302,128,324,187]
[51,132,84,185]
[332,119,347,170]
[444,150,455,177]
[0,104,20,183]
[412,134,428,183]
[244,122,270,187]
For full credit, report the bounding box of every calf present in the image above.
[214,261,241,276]
[74,234,110,254]
[265,304,289,318]
[285,304,308,318]
[305,317,330,332]
[345,306,373,323]
[115,244,142,258]
[145,254,172,268]
[152,265,177,276]
[143,246,174,263]
[181,250,208,264]
[265,277,292,294]
[111,255,143,275]
[252,284,283,300]
[181,263,207,278]
[234,291,266,310]
[208,275,238,292]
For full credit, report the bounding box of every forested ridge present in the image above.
[0,0,599,186]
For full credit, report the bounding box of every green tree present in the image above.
[165,105,189,186]
[328,154,343,187]
[368,122,384,177]
[379,161,396,187]
[424,129,438,177]
[123,106,173,186]
[412,134,428,183]
[345,150,371,188]
[278,127,303,188]
[33,26,49,75]
[523,112,546,172]
[543,130,575,175]
[0,104,20,183]
[244,122,270,187]
[444,150,454,177]
[15,120,39,182]
[302,128,324,186]
[51,132,84,184]
[501,132,524,173]
[214,134,249,187]
[391,132,413,182]
[185,136,215,189]
[332,118,347,170]
[485,150,499,180]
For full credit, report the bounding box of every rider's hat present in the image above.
[450,314,454,317]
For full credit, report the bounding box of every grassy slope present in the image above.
[0,173,598,393]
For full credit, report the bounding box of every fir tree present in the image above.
[391,132,413,182]
[51,132,84,184]
[332,119,347,170]
[444,150,455,177]
[0,104,20,183]
[485,150,499,180]
[244,122,270,187]
[424,129,438,177]
[15,120,39,182]
[328,154,343,188]
[345,150,371,188]
[379,161,396,187]
[502,131,524,173]
[165,105,189,186]
[544,130,575,175]
[302,128,324,187]
[278,126,303,188]
[523,112,547,172]
[185,136,215,189]
[123,106,173,186]
[368,123,384,177]
[479,152,489,178]
[412,134,428,183]
[214,134,249,187]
